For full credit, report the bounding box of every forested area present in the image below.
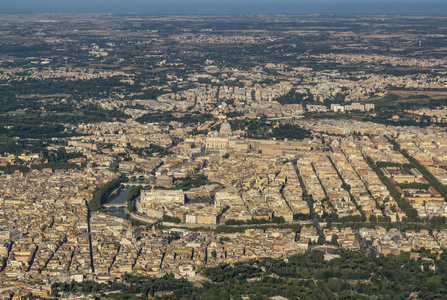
[229,118,310,140]
[46,250,447,299]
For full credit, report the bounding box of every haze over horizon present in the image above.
[2,0,447,14]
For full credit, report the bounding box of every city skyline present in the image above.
[2,0,447,14]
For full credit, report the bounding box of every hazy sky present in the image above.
[2,0,447,14]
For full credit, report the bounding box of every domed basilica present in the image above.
[219,121,232,137]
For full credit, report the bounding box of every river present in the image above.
[104,187,130,218]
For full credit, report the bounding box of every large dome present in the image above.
[220,122,231,131]
[219,121,232,137]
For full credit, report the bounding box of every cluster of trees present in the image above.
[136,112,214,125]
[126,185,142,212]
[230,118,310,140]
[327,214,366,223]
[225,111,244,118]
[162,215,181,224]
[274,88,348,107]
[170,174,211,191]
[215,223,302,234]
[130,88,165,100]
[274,89,313,105]
[52,273,193,299]
[375,161,410,168]
[67,105,130,123]
[0,78,128,102]
[42,147,85,163]
[229,118,271,138]
[0,164,32,174]
[159,223,303,235]
[293,213,312,221]
[271,123,311,140]
[319,204,367,223]
[430,216,447,226]
[0,78,131,138]
[399,182,431,190]
[200,250,447,299]
[0,120,70,139]
[88,174,126,212]
[187,196,213,204]
[0,108,129,140]
[225,216,286,226]
[369,215,392,224]
[55,250,447,299]
[0,135,48,155]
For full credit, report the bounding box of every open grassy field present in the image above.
[0,109,27,117]
[365,90,447,108]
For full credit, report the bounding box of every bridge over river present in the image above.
[102,187,130,212]
[103,203,126,209]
